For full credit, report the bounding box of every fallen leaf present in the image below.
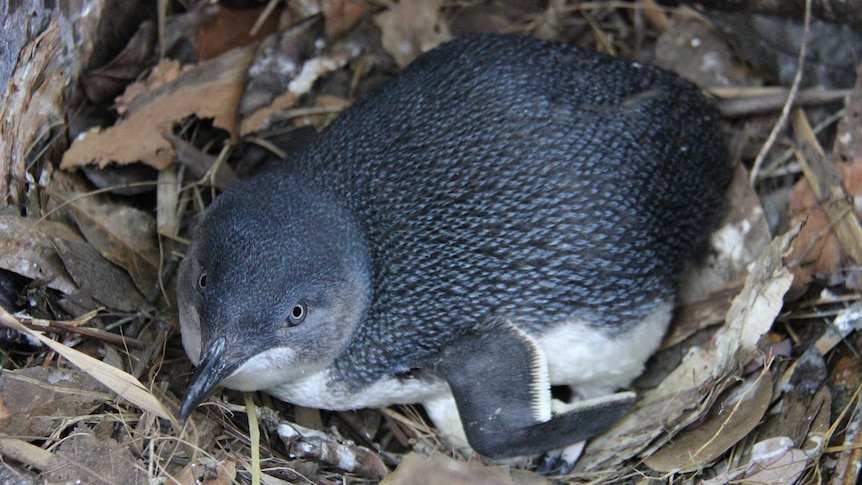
[644,370,774,473]
[196,5,281,61]
[41,430,148,484]
[785,109,862,296]
[0,306,174,422]
[382,453,544,485]
[373,0,451,67]
[713,224,797,374]
[699,436,808,485]
[170,457,237,485]
[0,215,81,294]
[115,59,187,115]
[51,190,159,294]
[0,367,110,437]
[53,237,144,312]
[745,437,808,484]
[669,164,771,347]
[60,45,256,170]
[679,165,771,305]
[321,0,367,39]
[759,347,828,446]
[81,21,158,105]
[578,226,797,471]
[238,18,351,135]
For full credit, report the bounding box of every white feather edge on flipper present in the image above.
[551,391,637,415]
[505,322,553,423]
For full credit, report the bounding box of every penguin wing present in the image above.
[434,322,635,458]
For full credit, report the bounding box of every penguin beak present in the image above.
[179,336,239,421]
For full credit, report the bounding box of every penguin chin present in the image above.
[220,346,307,391]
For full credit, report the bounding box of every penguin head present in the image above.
[177,173,370,420]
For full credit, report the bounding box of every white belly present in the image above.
[536,299,673,397]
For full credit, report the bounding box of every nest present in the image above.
[1,1,860,483]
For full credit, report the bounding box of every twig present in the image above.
[11,312,146,349]
[749,0,813,183]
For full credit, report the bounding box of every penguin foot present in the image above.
[535,440,586,475]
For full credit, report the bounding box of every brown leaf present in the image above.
[644,370,774,473]
[321,0,368,39]
[382,453,545,485]
[0,215,81,294]
[52,190,159,294]
[115,59,187,116]
[785,157,862,293]
[81,21,158,105]
[41,430,148,484]
[744,438,808,484]
[53,238,143,312]
[0,307,174,422]
[196,5,280,62]
[373,0,451,67]
[170,457,236,485]
[579,227,796,471]
[0,367,109,437]
[166,133,238,189]
[759,347,828,446]
[60,45,256,170]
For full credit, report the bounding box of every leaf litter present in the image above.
[3,1,862,484]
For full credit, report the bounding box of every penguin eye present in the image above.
[287,302,307,326]
[198,273,207,290]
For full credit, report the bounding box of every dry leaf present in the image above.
[238,19,350,135]
[41,430,148,484]
[644,371,774,472]
[713,224,797,374]
[116,59,187,115]
[81,21,158,105]
[578,226,796,471]
[51,190,159,294]
[53,238,144,312]
[744,439,808,484]
[321,0,367,39]
[668,164,771,347]
[61,45,255,170]
[759,347,828,446]
[374,0,451,67]
[382,453,544,485]
[786,158,862,291]
[196,5,280,61]
[0,367,110,437]
[700,436,808,485]
[0,215,81,294]
[0,306,174,422]
[170,457,237,485]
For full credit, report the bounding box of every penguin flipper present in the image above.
[435,322,635,458]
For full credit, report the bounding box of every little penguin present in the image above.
[177,34,732,460]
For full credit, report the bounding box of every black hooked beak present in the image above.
[179,336,240,421]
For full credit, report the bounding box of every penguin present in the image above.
[177,33,732,462]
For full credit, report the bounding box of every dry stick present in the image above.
[14,314,146,349]
[749,0,813,183]
[790,108,862,266]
